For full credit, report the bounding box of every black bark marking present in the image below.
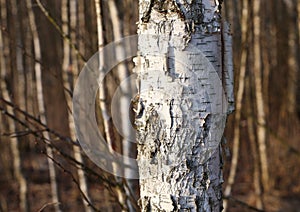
[141,0,155,23]
[169,98,174,129]
[141,0,185,22]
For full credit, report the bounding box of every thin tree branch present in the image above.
[44,153,100,212]
[35,0,86,62]
[0,104,137,209]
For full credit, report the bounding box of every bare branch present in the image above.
[35,0,86,62]
[44,153,100,212]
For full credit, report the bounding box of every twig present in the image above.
[0,104,137,208]
[37,202,61,212]
[0,97,77,145]
[44,153,100,212]
[35,0,86,62]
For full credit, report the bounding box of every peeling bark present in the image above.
[136,0,233,211]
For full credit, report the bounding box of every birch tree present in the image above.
[135,0,233,211]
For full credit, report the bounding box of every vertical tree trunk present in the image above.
[26,0,61,211]
[94,0,128,210]
[0,2,28,210]
[286,1,297,115]
[297,0,300,117]
[108,0,136,210]
[61,0,92,211]
[136,0,233,211]
[246,78,263,210]
[253,0,269,193]
[94,1,115,211]
[296,1,300,45]
[70,1,93,210]
[223,0,248,210]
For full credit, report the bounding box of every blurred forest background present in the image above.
[0,0,299,211]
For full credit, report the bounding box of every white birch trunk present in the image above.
[135,0,233,211]
[26,0,61,211]
[62,0,92,211]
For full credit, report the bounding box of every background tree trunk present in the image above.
[26,0,61,211]
[0,1,29,210]
[223,0,248,210]
[94,0,129,210]
[253,0,269,194]
[61,0,92,210]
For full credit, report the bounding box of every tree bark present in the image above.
[135,0,233,211]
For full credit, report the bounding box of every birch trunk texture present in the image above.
[135,0,233,211]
